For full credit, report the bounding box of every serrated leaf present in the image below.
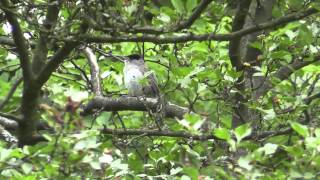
[290,122,309,138]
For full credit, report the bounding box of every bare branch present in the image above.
[81,96,189,119]
[83,47,102,96]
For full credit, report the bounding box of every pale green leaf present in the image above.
[186,0,197,13]
[234,124,252,142]
[21,163,33,174]
[290,122,309,138]
[214,128,231,141]
[171,0,185,13]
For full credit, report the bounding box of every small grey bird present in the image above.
[123,54,160,97]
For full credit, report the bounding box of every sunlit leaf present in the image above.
[290,122,309,138]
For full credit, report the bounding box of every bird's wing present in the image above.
[142,65,160,97]
[147,72,160,96]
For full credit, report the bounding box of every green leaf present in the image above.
[186,0,197,13]
[0,148,12,161]
[21,163,33,174]
[90,161,101,170]
[315,128,320,137]
[234,124,252,142]
[238,156,252,170]
[182,167,199,179]
[270,50,292,62]
[297,25,313,46]
[262,143,278,155]
[170,167,183,175]
[181,175,192,180]
[214,128,231,141]
[290,122,309,138]
[171,0,185,13]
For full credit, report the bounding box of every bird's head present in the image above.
[124,54,144,64]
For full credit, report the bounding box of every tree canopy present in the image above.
[0,0,320,179]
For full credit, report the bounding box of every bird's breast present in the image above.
[124,64,144,96]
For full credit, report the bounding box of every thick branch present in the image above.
[0,36,35,47]
[81,96,189,119]
[0,115,18,129]
[0,36,15,46]
[80,8,318,44]
[36,41,79,87]
[275,56,320,81]
[32,0,61,73]
[0,0,33,82]
[229,0,252,70]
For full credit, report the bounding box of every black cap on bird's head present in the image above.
[127,54,143,61]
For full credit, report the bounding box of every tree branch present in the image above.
[0,115,18,129]
[79,8,318,44]
[257,54,320,97]
[173,0,213,31]
[83,47,102,96]
[101,127,293,141]
[304,92,320,104]
[32,0,61,73]
[36,41,79,87]
[0,0,33,83]
[81,96,189,119]
[0,124,17,144]
[229,0,252,70]
[0,36,15,46]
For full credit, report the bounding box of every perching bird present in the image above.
[123,54,164,129]
[123,54,160,97]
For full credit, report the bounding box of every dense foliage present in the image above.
[0,0,320,179]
